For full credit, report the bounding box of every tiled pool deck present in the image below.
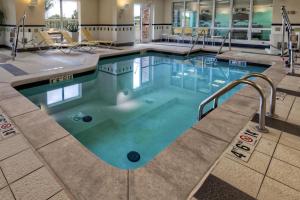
[0,44,299,200]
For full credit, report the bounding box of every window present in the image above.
[232,0,250,28]
[173,2,185,27]
[232,29,248,40]
[215,0,230,28]
[45,0,79,29]
[251,0,272,41]
[199,0,213,28]
[185,1,198,27]
[252,0,272,28]
[170,0,273,42]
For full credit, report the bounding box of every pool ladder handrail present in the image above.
[11,10,27,60]
[198,79,268,133]
[217,30,232,55]
[187,29,207,57]
[281,6,295,74]
[242,73,277,118]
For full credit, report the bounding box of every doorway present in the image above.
[134,3,152,44]
[134,4,141,43]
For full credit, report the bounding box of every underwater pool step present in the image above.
[74,119,115,139]
[117,97,182,126]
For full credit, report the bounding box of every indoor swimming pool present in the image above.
[18,52,266,169]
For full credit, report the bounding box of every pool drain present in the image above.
[82,115,93,123]
[127,151,140,162]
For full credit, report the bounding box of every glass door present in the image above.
[141,4,152,43]
[134,4,141,43]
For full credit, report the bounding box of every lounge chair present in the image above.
[183,27,194,44]
[81,29,115,48]
[38,31,80,54]
[169,27,183,43]
[61,31,96,52]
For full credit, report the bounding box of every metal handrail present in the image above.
[198,79,268,133]
[242,73,276,118]
[11,11,27,60]
[281,6,295,74]
[187,29,207,56]
[217,30,232,54]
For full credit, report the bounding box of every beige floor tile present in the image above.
[292,97,300,109]
[278,76,300,92]
[12,110,69,149]
[267,158,300,191]
[0,169,7,190]
[0,187,15,200]
[0,84,20,102]
[225,150,271,174]
[0,149,44,183]
[48,191,71,200]
[246,121,281,142]
[287,97,300,123]
[261,126,282,143]
[287,107,300,125]
[0,135,29,161]
[256,138,277,156]
[268,94,295,120]
[10,167,62,200]
[258,177,300,200]
[274,144,300,168]
[212,157,264,197]
[0,95,39,118]
[280,132,300,151]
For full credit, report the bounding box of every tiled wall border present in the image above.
[0,25,46,47]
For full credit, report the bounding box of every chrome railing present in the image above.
[217,30,232,54]
[242,73,276,117]
[187,29,207,56]
[281,6,295,74]
[11,11,27,60]
[198,79,268,133]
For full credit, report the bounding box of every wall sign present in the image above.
[0,113,17,139]
[226,123,262,162]
[50,74,73,84]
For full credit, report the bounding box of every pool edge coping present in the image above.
[0,48,287,200]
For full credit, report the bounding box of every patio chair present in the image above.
[38,31,80,54]
[81,29,115,48]
[183,27,194,44]
[61,31,96,52]
[195,28,210,46]
[169,27,183,43]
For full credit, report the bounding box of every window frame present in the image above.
[171,0,273,42]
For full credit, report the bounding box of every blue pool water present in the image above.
[19,52,266,169]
